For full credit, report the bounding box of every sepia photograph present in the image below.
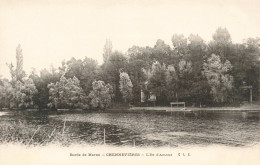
[0,0,260,164]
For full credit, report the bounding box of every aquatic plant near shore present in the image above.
[0,119,73,146]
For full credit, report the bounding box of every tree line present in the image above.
[0,27,260,109]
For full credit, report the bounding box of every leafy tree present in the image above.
[0,78,37,109]
[65,57,99,95]
[29,67,61,109]
[2,45,38,109]
[88,80,113,109]
[203,54,234,103]
[165,64,178,102]
[47,75,88,109]
[65,77,89,109]
[101,51,127,102]
[243,38,260,98]
[147,61,167,105]
[174,59,194,102]
[187,34,207,72]
[186,34,210,105]
[151,39,172,65]
[212,27,231,43]
[119,72,133,103]
[172,34,187,58]
[226,38,260,102]
[127,46,151,105]
[0,79,14,108]
[17,78,38,108]
[209,27,233,62]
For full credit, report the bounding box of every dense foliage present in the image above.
[203,54,233,103]
[1,27,260,109]
[47,76,88,109]
[0,76,38,109]
[119,72,133,103]
[88,80,113,109]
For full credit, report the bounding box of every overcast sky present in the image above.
[1,0,260,79]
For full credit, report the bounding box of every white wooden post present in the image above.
[103,128,106,145]
[250,88,252,105]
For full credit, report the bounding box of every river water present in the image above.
[0,110,260,148]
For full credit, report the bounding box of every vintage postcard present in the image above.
[0,0,260,164]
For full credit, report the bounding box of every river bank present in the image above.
[129,103,260,112]
[2,103,260,117]
[2,102,260,113]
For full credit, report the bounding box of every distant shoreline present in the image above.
[129,106,260,112]
[2,104,260,112]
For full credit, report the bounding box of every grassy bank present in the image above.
[0,119,73,146]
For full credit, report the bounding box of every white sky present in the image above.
[1,0,260,79]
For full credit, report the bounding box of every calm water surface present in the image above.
[1,110,260,148]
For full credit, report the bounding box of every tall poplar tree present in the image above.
[103,39,113,64]
[15,44,26,81]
